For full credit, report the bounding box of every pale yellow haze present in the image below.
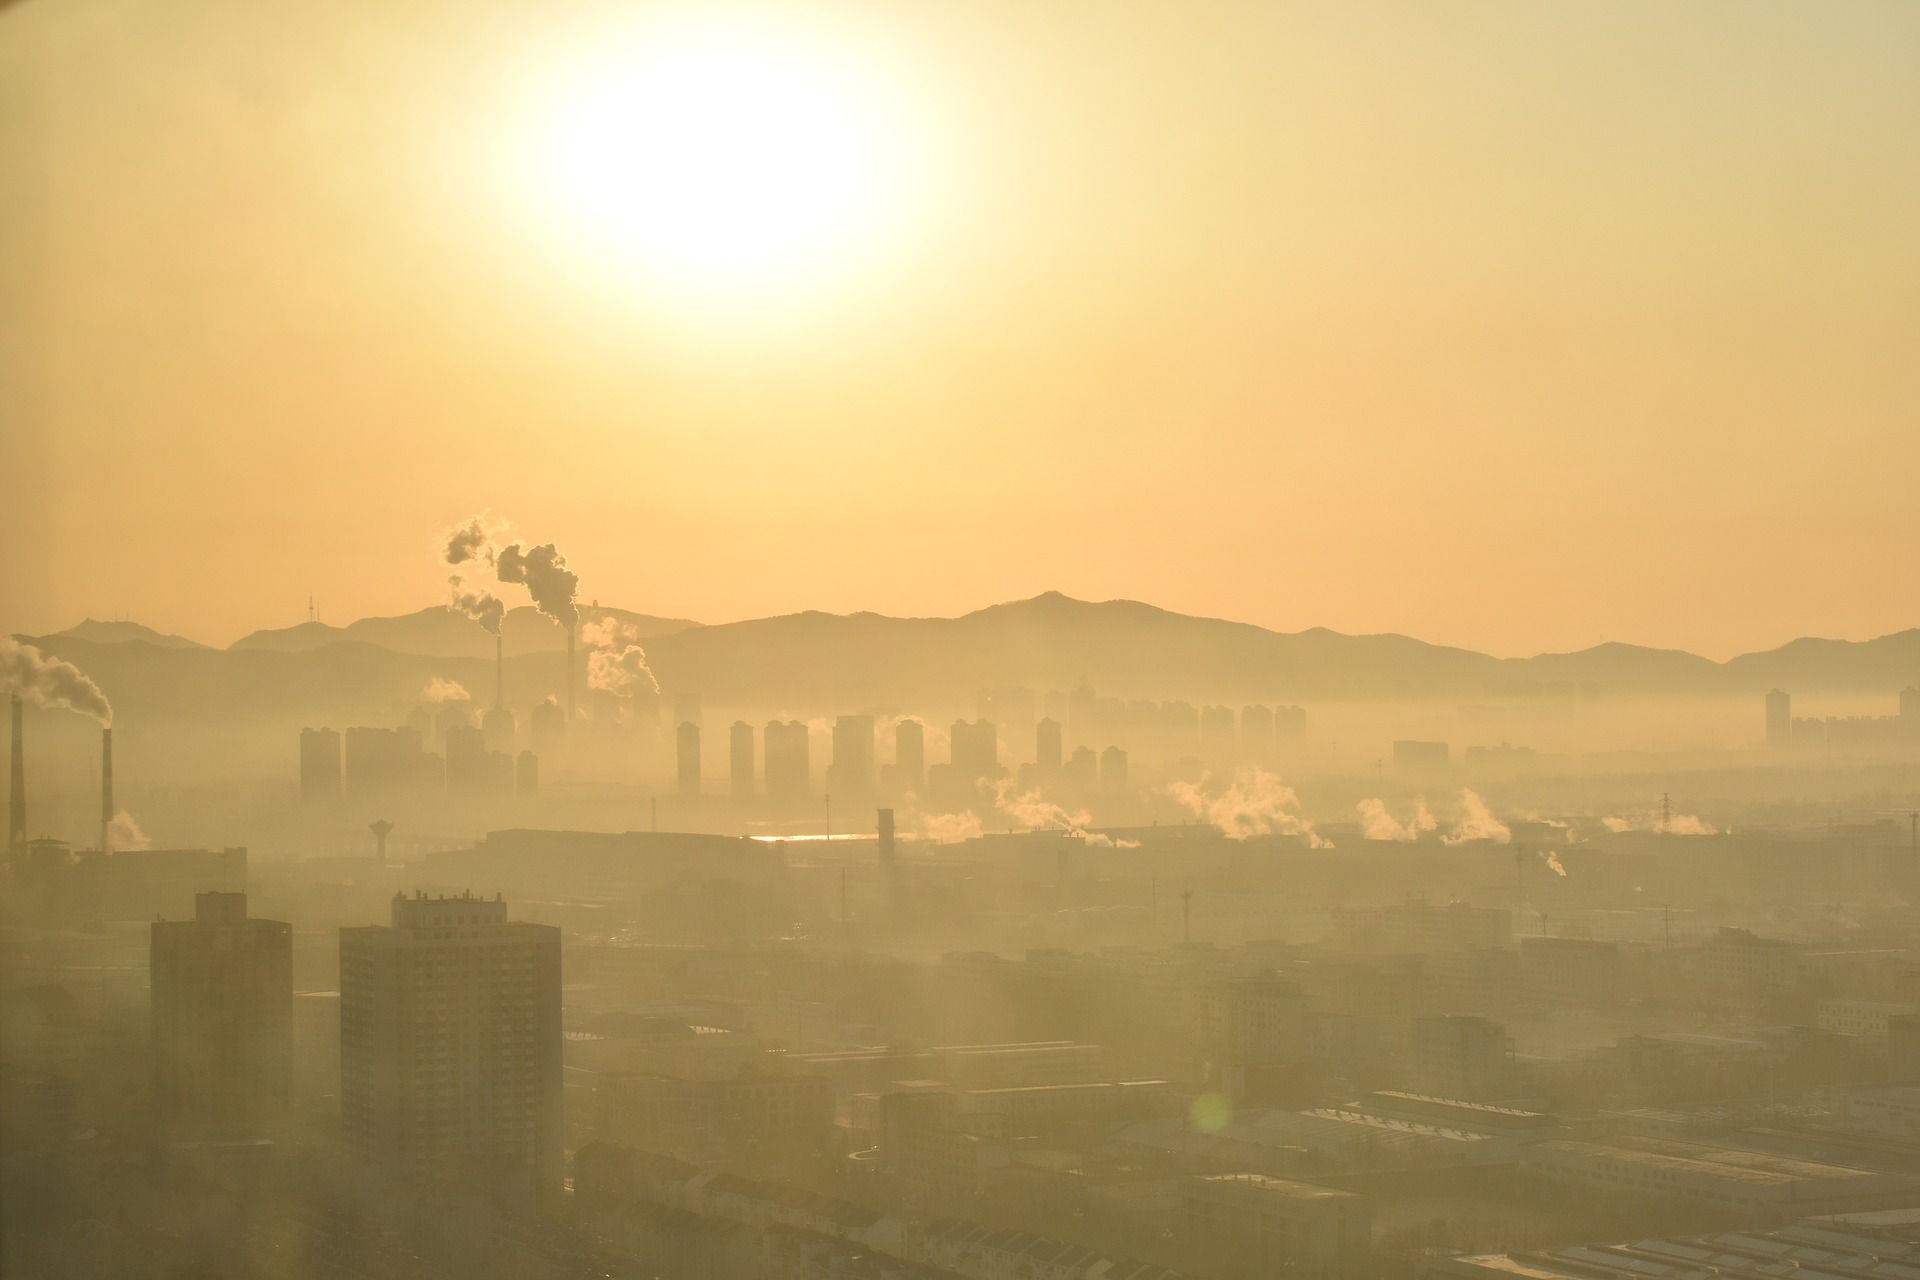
[2,0,1916,657]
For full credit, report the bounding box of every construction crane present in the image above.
[1873,809,1919,861]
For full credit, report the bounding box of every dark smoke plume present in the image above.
[444,514,502,567]
[497,542,579,628]
[0,638,112,725]
[447,576,505,634]
[441,514,507,634]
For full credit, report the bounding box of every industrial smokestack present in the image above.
[8,695,24,852]
[100,725,113,853]
[877,807,900,916]
[567,625,577,723]
[495,632,505,709]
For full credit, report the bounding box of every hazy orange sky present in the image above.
[3,0,1916,658]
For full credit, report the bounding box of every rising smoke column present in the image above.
[581,617,660,697]
[497,540,583,719]
[1441,789,1511,845]
[987,776,1091,833]
[0,638,111,724]
[1167,767,1327,846]
[107,811,152,852]
[495,542,579,628]
[442,514,507,634]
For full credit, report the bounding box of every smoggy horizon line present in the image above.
[18,589,1918,668]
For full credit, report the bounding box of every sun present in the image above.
[516,14,917,305]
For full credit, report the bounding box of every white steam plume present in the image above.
[1541,850,1568,877]
[106,811,151,852]
[1356,797,1437,842]
[981,777,1130,846]
[581,618,659,696]
[0,638,112,725]
[1442,789,1511,845]
[422,677,470,703]
[1167,768,1327,846]
[987,776,1092,834]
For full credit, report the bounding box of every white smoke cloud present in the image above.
[1442,789,1511,845]
[106,810,151,852]
[581,618,659,696]
[987,776,1092,834]
[497,542,579,629]
[422,677,470,703]
[0,638,112,725]
[1167,768,1326,845]
[1356,797,1437,842]
[1541,850,1568,877]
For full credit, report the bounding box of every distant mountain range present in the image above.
[224,604,698,659]
[17,593,1918,728]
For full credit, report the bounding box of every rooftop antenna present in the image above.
[308,594,316,624]
[1661,792,1671,832]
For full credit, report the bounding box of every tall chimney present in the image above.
[495,632,506,709]
[8,696,24,852]
[100,725,114,852]
[877,807,899,915]
[566,624,577,723]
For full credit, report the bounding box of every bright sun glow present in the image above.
[518,15,920,306]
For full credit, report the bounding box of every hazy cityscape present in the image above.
[6,1,1920,1278]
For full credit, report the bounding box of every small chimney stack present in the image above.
[8,695,25,853]
[100,725,114,852]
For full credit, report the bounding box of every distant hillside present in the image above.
[230,604,699,660]
[39,619,209,650]
[21,594,1917,729]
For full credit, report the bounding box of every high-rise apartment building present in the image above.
[151,892,292,1141]
[340,892,563,1195]
[1766,688,1792,750]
